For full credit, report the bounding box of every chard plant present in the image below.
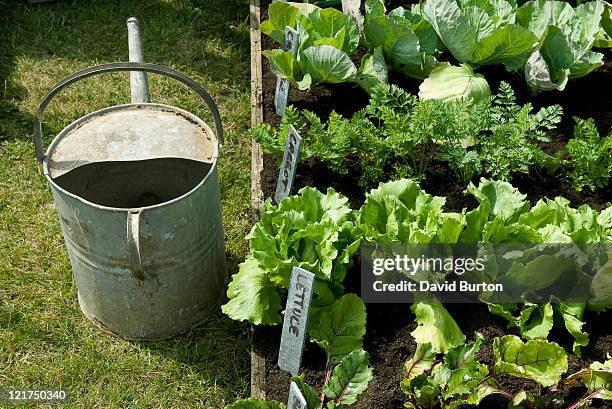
[402,334,569,409]
[225,294,372,409]
[292,293,373,408]
[565,354,612,408]
[402,334,611,409]
[261,2,387,93]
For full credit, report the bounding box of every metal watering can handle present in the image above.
[34,61,224,163]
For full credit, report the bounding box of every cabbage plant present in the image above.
[363,0,443,79]
[261,2,387,93]
[417,0,607,95]
[518,0,607,92]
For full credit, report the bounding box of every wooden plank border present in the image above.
[250,0,265,221]
[249,0,266,400]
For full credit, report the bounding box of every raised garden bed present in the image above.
[246,1,612,408]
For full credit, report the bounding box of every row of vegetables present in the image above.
[252,81,610,191]
[224,0,611,408]
[263,0,611,96]
[224,179,612,408]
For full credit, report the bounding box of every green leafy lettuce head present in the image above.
[461,178,611,355]
[222,187,360,325]
[357,178,465,244]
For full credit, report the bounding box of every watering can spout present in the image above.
[126,17,150,103]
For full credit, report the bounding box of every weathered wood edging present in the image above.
[249,0,266,400]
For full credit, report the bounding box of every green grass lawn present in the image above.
[0,0,252,407]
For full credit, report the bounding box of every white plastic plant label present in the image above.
[274,26,299,117]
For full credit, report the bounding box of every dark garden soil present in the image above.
[261,21,612,209]
[253,267,612,409]
[260,2,612,210]
[255,2,612,408]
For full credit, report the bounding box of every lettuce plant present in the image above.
[222,187,361,325]
[356,177,610,355]
[357,179,467,353]
[402,333,568,409]
[261,2,387,92]
[459,178,612,355]
[357,179,465,246]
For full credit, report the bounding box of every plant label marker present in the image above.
[287,382,307,409]
[274,125,302,204]
[278,267,315,376]
[274,26,299,117]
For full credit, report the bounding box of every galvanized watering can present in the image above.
[35,19,227,340]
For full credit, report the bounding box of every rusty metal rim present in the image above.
[42,102,220,213]
[35,62,224,163]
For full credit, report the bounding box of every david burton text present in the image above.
[372,280,504,293]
